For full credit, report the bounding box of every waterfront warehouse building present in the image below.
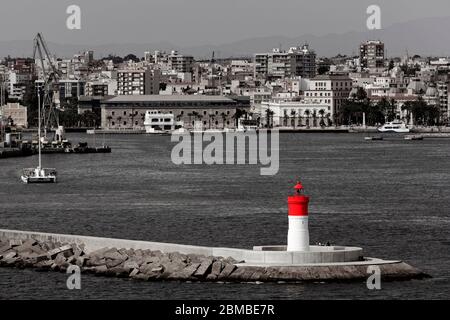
[100,95,250,130]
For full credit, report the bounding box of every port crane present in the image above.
[33,32,63,140]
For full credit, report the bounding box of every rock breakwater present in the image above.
[0,237,429,283]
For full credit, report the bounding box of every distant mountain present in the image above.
[1,16,449,59]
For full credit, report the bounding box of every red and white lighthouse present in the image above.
[287,182,310,252]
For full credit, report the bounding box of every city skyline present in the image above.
[0,16,450,59]
[0,0,450,58]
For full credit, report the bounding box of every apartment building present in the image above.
[254,44,316,80]
[117,69,161,95]
[436,81,449,120]
[360,40,385,69]
[168,51,194,73]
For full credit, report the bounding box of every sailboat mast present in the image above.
[37,87,42,169]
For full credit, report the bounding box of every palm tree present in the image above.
[209,113,215,129]
[106,115,113,128]
[290,110,297,129]
[190,111,199,128]
[283,110,288,127]
[265,108,274,128]
[141,113,145,128]
[326,113,332,127]
[221,112,226,129]
[318,109,325,127]
[85,111,97,128]
[233,109,245,128]
[130,109,137,129]
[312,110,318,127]
[188,112,194,127]
[304,109,311,128]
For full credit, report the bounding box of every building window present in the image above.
[203,111,207,115]
[124,121,127,125]
[112,111,115,116]
[112,121,115,126]
[124,111,127,115]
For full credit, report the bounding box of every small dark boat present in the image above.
[364,136,384,141]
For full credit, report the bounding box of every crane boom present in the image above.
[32,33,62,138]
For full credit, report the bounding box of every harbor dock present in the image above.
[0,147,33,158]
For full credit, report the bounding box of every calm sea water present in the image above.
[0,133,449,300]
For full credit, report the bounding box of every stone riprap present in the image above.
[0,237,429,283]
[0,238,240,282]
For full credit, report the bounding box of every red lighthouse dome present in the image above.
[287,182,310,217]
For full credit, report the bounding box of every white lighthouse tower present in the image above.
[287,182,310,252]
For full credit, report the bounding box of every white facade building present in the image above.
[261,100,331,127]
[303,74,352,123]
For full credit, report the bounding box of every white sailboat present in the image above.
[21,89,57,184]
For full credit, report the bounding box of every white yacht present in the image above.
[21,89,57,184]
[377,121,410,133]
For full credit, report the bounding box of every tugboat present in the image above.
[21,90,57,184]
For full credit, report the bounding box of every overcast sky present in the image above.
[1,0,449,46]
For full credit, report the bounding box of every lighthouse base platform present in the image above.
[250,245,363,265]
[0,229,429,283]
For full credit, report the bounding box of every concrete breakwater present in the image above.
[0,229,429,283]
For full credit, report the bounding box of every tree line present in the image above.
[338,87,441,126]
[23,82,100,128]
